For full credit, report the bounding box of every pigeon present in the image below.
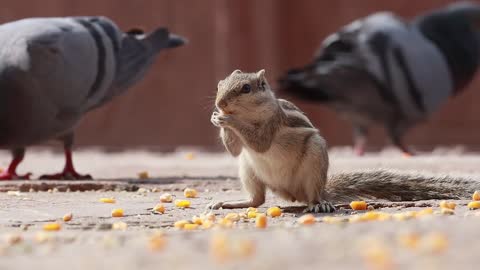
[0,16,186,180]
[279,1,480,155]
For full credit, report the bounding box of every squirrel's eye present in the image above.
[241,84,251,93]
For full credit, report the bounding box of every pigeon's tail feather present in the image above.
[144,28,186,51]
[278,67,331,102]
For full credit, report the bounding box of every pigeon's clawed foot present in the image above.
[0,171,32,181]
[304,201,336,213]
[39,170,92,180]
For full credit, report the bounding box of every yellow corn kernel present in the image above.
[43,222,61,231]
[225,213,240,222]
[112,222,128,230]
[174,200,191,208]
[362,211,382,221]
[7,234,22,245]
[183,188,198,198]
[185,152,196,160]
[148,232,166,251]
[393,212,413,221]
[192,215,203,225]
[266,206,282,217]
[174,220,190,229]
[440,208,455,215]
[322,216,345,224]
[398,233,420,249]
[183,224,199,230]
[247,211,257,219]
[210,233,230,262]
[467,201,480,210]
[202,213,216,222]
[111,208,124,217]
[202,220,214,229]
[473,191,480,201]
[376,212,392,221]
[350,201,367,211]
[159,193,173,203]
[246,207,258,213]
[153,204,165,214]
[138,171,149,179]
[439,201,456,210]
[417,208,434,217]
[362,242,393,270]
[218,218,234,228]
[424,232,448,253]
[298,214,316,225]
[237,239,255,258]
[63,213,73,222]
[99,198,116,204]
[255,214,267,229]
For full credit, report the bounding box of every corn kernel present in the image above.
[246,207,258,213]
[439,201,456,210]
[153,204,165,214]
[440,208,455,215]
[138,171,149,179]
[63,213,73,222]
[237,239,255,258]
[266,206,282,217]
[473,191,480,201]
[99,198,116,204]
[160,193,173,203]
[202,213,216,222]
[323,216,345,224]
[210,233,229,262]
[43,222,61,231]
[218,218,234,228]
[174,200,191,208]
[183,188,198,198]
[112,222,128,230]
[148,232,166,251]
[7,234,22,245]
[185,152,195,160]
[467,201,480,210]
[350,201,367,210]
[298,214,316,225]
[111,208,124,217]
[417,208,434,217]
[398,232,420,250]
[247,211,257,219]
[363,242,393,270]
[202,220,214,229]
[183,224,199,230]
[225,213,240,222]
[255,214,267,229]
[424,232,448,253]
[192,216,203,225]
[174,220,190,229]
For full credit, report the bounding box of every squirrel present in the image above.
[209,69,480,213]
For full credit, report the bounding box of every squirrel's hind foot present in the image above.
[304,201,336,213]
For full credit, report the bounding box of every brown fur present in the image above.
[209,70,480,211]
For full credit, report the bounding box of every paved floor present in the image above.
[0,148,479,270]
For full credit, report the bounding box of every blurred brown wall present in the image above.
[2,0,480,150]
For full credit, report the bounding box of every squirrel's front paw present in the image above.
[211,111,231,128]
[207,201,224,210]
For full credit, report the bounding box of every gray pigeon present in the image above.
[0,16,186,180]
[279,1,480,155]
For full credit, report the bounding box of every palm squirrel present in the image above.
[209,69,480,213]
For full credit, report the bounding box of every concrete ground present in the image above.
[1,147,480,270]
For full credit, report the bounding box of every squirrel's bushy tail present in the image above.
[325,170,480,203]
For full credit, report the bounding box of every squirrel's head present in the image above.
[215,69,275,115]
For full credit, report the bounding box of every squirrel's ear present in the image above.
[231,69,242,75]
[256,69,266,80]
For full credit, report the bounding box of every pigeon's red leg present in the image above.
[0,148,31,180]
[39,134,92,180]
[353,126,368,156]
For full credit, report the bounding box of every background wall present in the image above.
[2,0,480,151]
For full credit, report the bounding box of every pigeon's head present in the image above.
[215,69,275,116]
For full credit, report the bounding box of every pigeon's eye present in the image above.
[241,84,251,94]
